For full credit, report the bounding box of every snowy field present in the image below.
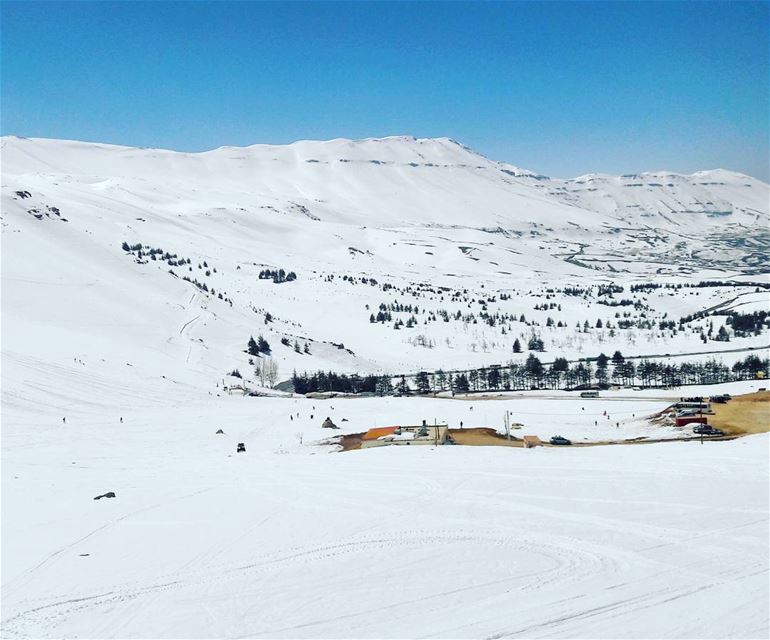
[3,136,769,385]
[2,386,769,638]
[2,136,769,638]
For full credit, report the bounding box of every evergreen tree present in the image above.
[376,375,394,396]
[415,371,431,394]
[525,353,544,382]
[247,336,259,356]
[257,335,271,354]
[513,338,522,353]
[454,373,470,393]
[596,353,609,385]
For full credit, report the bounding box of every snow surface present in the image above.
[2,394,768,638]
[2,135,768,395]
[2,136,769,638]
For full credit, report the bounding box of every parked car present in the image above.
[693,426,724,436]
[550,436,572,445]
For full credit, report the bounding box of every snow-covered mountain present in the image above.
[2,135,768,407]
[4,135,767,231]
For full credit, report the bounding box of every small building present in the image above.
[361,423,449,448]
[522,435,543,448]
[676,416,708,427]
[674,401,711,411]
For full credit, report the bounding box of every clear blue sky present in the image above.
[2,1,768,179]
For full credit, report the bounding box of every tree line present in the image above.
[291,353,768,396]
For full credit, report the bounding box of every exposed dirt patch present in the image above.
[338,433,363,451]
[448,427,524,447]
[709,391,770,435]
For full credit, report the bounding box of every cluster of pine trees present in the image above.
[291,371,383,395]
[259,268,297,283]
[392,353,768,395]
[247,335,271,356]
[280,336,311,354]
[726,311,769,337]
[291,353,767,396]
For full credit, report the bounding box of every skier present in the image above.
[62,417,66,424]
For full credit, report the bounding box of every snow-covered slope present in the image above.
[2,137,769,639]
[2,135,769,405]
[4,135,767,231]
[2,395,768,639]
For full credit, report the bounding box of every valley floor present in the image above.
[2,384,768,638]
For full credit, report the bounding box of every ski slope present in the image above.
[2,392,768,638]
[2,135,769,638]
[2,135,769,397]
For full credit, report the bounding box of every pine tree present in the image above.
[415,371,431,394]
[525,353,544,381]
[247,336,259,356]
[257,335,271,354]
[454,373,470,393]
[513,338,522,353]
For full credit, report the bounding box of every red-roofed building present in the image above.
[362,426,399,441]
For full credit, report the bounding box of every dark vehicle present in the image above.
[550,436,572,445]
[709,394,731,403]
[693,426,725,436]
[236,442,246,452]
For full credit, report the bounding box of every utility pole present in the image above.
[505,410,511,441]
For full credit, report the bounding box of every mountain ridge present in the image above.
[3,135,765,184]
